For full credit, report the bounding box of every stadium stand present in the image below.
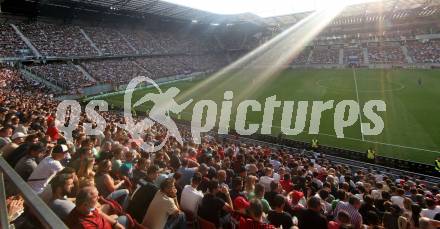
[29,63,95,91]
[310,46,340,64]
[1,66,440,229]
[291,47,311,65]
[18,22,98,57]
[0,24,27,57]
[407,40,440,63]
[344,47,364,65]
[119,29,166,55]
[82,26,136,56]
[81,59,146,84]
[367,43,406,64]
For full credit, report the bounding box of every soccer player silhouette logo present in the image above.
[118,76,192,152]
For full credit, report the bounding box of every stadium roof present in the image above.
[262,0,440,26]
[25,0,440,25]
[31,0,260,23]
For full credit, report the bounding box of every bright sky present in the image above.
[163,0,378,17]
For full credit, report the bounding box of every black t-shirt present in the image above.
[265,191,278,208]
[297,209,327,229]
[126,180,158,223]
[198,193,226,227]
[267,210,293,229]
[6,143,30,167]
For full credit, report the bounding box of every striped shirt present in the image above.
[334,201,363,229]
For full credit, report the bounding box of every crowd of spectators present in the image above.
[18,22,98,57]
[310,47,340,65]
[2,65,440,229]
[291,48,311,65]
[0,24,28,57]
[136,54,229,78]
[29,63,95,91]
[344,48,364,65]
[367,44,406,64]
[4,20,440,69]
[120,30,164,55]
[81,59,147,84]
[21,54,229,92]
[190,54,229,72]
[82,27,136,56]
[9,21,221,58]
[136,56,191,78]
[216,30,248,51]
[407,40,440,64]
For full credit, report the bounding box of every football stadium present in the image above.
[0,0,440,228]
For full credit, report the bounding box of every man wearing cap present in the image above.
[14,143,46,180]
[27,144,67,193]
[289,190,305,210]
[0,132,26,159]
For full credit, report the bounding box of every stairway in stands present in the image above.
[117,31,139,55]
[401,45,413,64]
[363,48,369,64]
[10,24,42,58]
[74,64,97,83]
[79,28,103,56]
[19,68,63,93]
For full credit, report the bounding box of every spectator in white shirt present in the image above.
[391,188,405,209]
[0,126,13,149]
[421,198,440,219]
[180,172,203,217]
[259,167,274,191]
[27,144,67,193]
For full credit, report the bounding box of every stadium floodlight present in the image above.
[178,1,348,102]
[192,19,198,23]
[210,23,220,26]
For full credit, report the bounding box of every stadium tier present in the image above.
[1,0,440,228]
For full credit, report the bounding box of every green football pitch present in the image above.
[103,68,440,164]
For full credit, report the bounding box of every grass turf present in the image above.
[103,68,440,164]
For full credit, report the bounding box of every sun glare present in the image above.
[178,1,348,103]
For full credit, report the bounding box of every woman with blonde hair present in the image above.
[77,157,95,179]
[244,175,258,200]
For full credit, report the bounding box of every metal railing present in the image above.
[0,156,67,229]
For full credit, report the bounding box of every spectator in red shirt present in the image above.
[46,121,60,141]
[328,210,352,229]
[239,199,276,229]
[65,186,124,229]
[280,173,294,193]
